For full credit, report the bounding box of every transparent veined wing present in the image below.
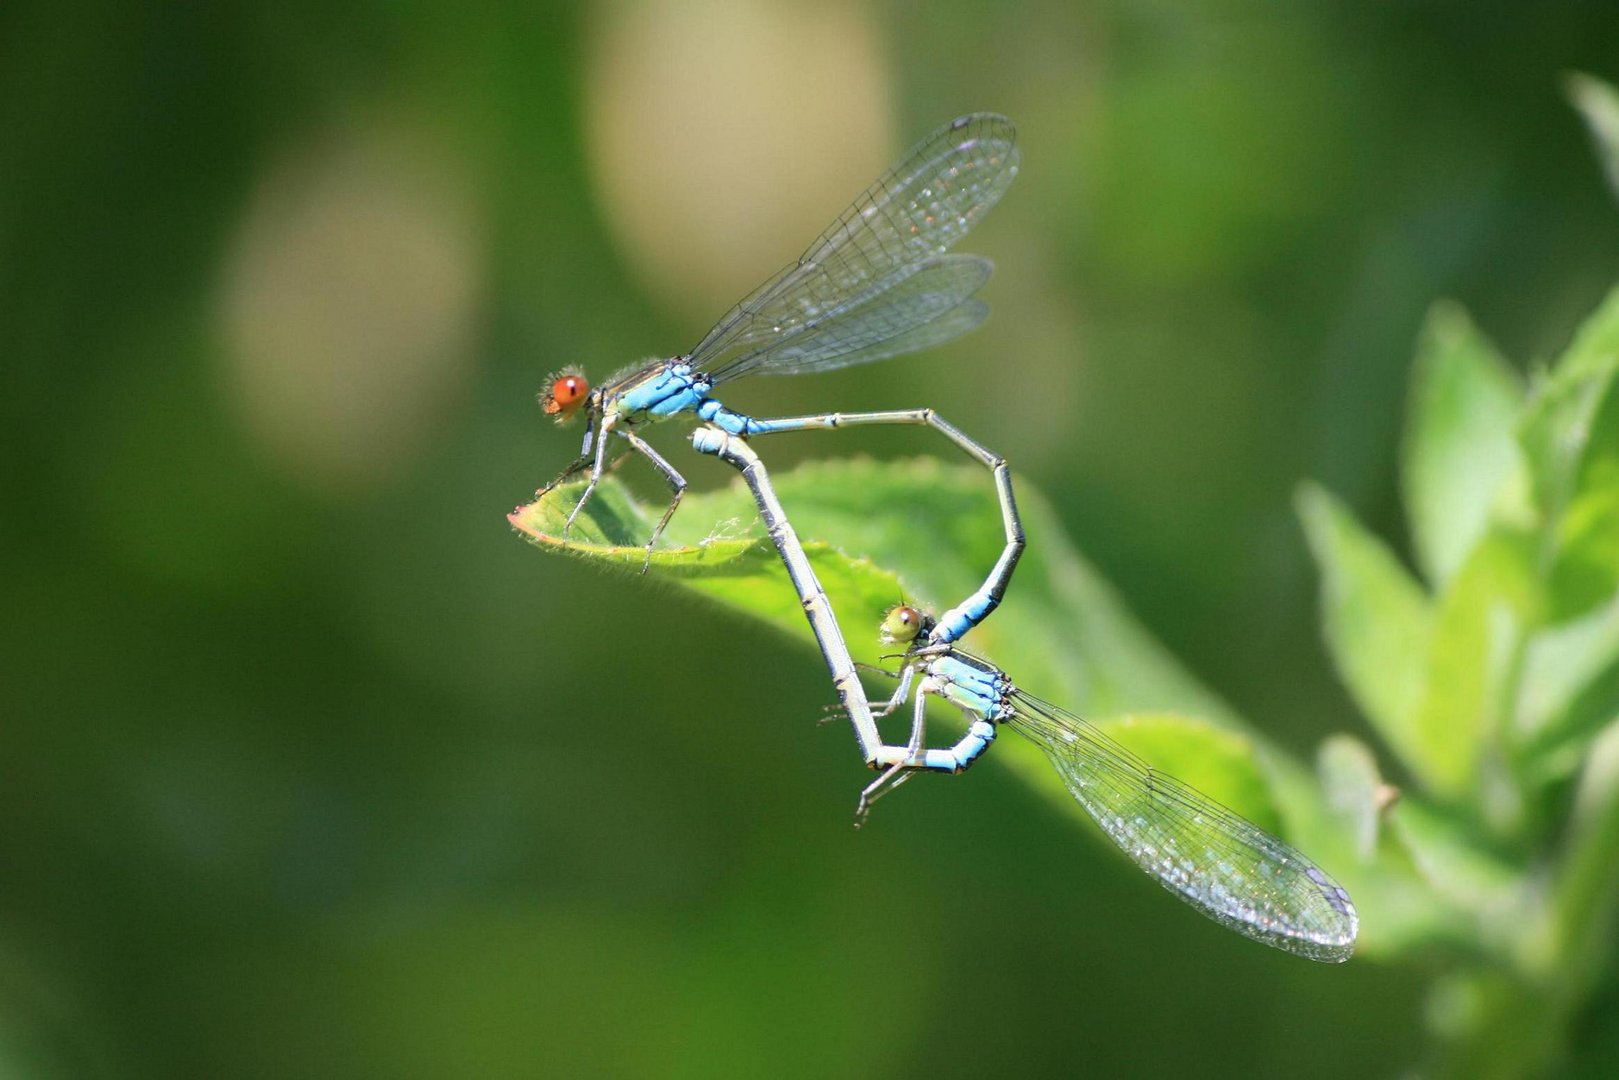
[1007,691,1359,962]
[768,298,988,376]
[746,254,990,376]
[688,113,1017,383]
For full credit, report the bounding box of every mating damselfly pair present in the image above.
[519,114,1358,963]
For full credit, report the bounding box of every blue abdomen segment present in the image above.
[921,720,996,773]
[695,398,764,435]
[618,362,713,419]
[931,598,994,645]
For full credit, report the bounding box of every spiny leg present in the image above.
[818,662,912,727]
[617,430,687,573]
[545,445,633,551]
[536,416,597,497]
[562,418,616,538]
[535,453,591,499]
[853,683,931,825]
[855,765,917,827]
[901,676,929,759]
[873,663,917,720]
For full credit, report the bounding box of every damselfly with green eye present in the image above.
[692,427,1356,961]
[535,114,1023,646]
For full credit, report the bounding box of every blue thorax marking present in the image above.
[617,362,714,419]
[934,655,997,693]
[931,655,1013,723]
[614,361,767,433]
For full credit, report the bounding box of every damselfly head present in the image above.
[880,605,928,646]
[541,369,590,423]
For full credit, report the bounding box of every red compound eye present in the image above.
[544,374,589,416]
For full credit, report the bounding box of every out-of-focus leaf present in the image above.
[1539,720,1619,987]
[1296,483,1435,782]
[1401,302,1523,586]
[1519,286,1619,526]
[1272,747,1472,960]
[1567,72,1619,201]
[1318,734,1387,861]
[1548,466,1619,622]
[1517,596,1619,784]
[1387,799,1522,924]
[1407,526,1541,798]
[1536,297,1619,621]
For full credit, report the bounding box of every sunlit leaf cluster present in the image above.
[1300,286,1619,1073]
[511,74,1619,1077]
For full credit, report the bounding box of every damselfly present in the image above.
[540,114,1023,645]
[868,604,1359,963]
[692,428,1356,961]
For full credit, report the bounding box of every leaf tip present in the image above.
[1418,299,1477,350]
[1293,480,1340,543]
[507,504,538,536]
[1564,70,1616,111]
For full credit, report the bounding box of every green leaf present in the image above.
[1548,464,1619,622]
[1290,736,1477,959]
[1401,302,1523,586]
[1318,734,1388,861]
[1567,72,1619,202]
[516,460,1446,959]
[1516,594,1619,779]
[513,458,1240,727]
[1407,526,1540,799]
[510,471,771,571]
[1296,483,1435,782]
[1386,799,1521,922]
[1519,285,1619,528]
[1534,292,1619,624]
[511,460,1311,826]
[1545,720,1619,982]
[509,475,909,672]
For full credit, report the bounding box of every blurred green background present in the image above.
[6,1,1619,1076]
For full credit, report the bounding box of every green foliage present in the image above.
[516,452,1433,956]
[1299,281,1619,1074]
[1569,71,1619,202]
[511,78,1619,1078]
[513,457,1238,727]
[1401,302,1524,587]
[1296,483,1435,785]
[514,259,1619,1080]
[511,459,1275,835]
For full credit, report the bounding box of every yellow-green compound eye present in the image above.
[881,605,923,644]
